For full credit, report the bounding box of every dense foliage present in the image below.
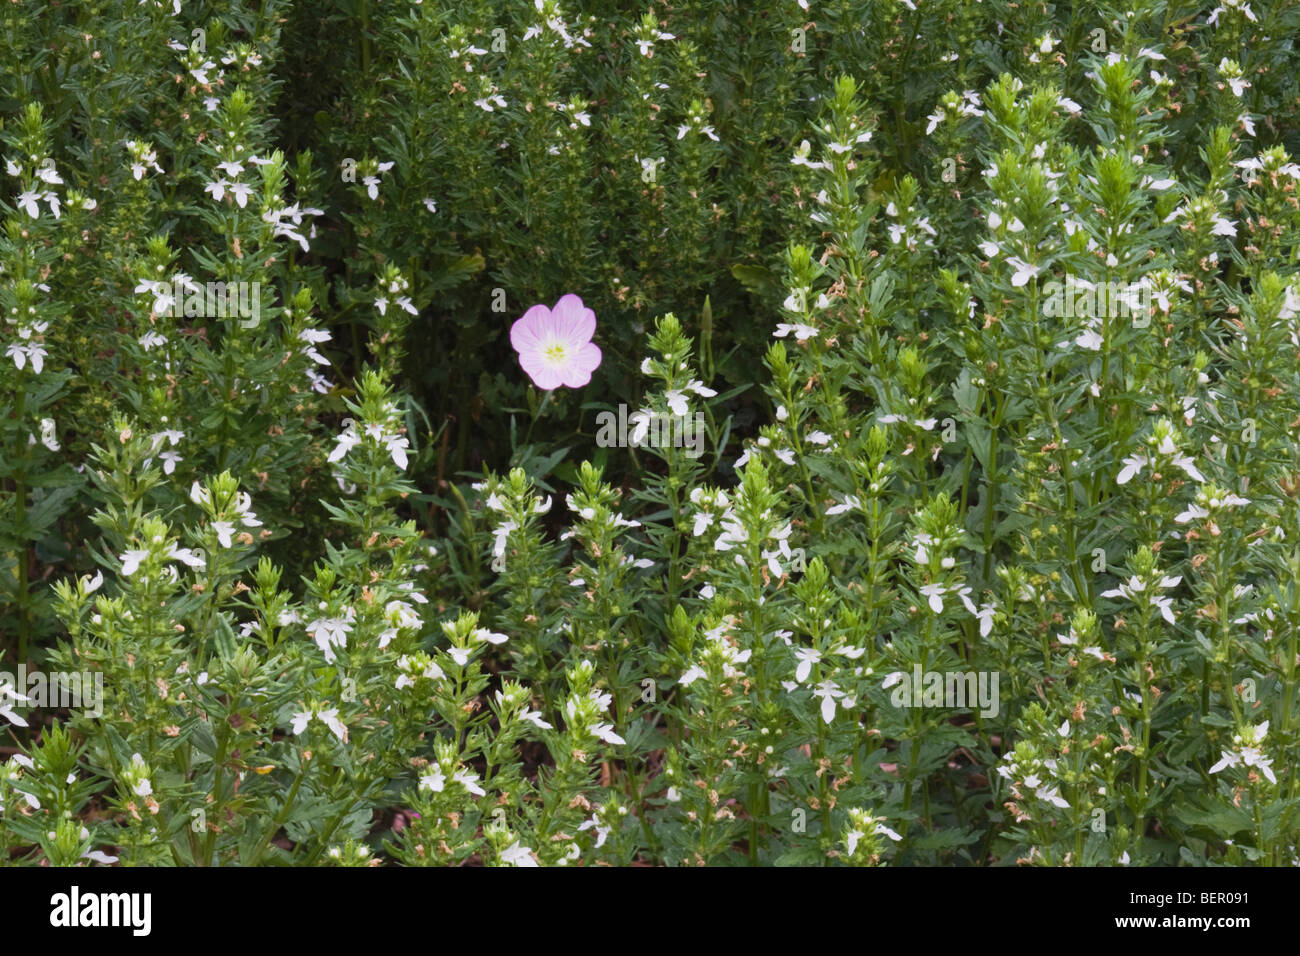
[2,0,1299,865]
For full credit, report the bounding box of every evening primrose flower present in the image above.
[509,294,602,390]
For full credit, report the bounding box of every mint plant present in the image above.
[1,0,1298,868]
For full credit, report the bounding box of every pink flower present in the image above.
[510,294,602,390]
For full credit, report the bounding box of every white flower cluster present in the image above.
[997,746,1071,818]
[523,0,592,48]
[1117,420,1204,486]
[118,537,205,578]
[924,90,984,135]
[7,155,63,219]
[5,319,49,374]
[1100,572,1181,625]
[1209,721,1276,785]
[328,410,412,473]
[125,139,164,180]
[679,620,753,690]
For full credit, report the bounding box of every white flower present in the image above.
[1006,256,1038,287]
[204,179,227,202]
[1173,454,1205,482]
[25,344,46,373]
[16,189,41,218]
[385,434,410,470]
[473,628,509,645]
[150,429,184,450]
[119,549,150,576]
[592,723,626,746]
[1117,453,1146,485]
[0,682,32,727]
[511,702,552,730]
[328,426,361,463]
[227,182,253,207]
[811,678,845,724]
[129,761,153,798]
[501,842,538,867]
[918,583,946,613]
[679,664,706,687]
[1035,785,1070,809]
[492,520,518,558]
[38,418,59,451]
[315,707,347,742]
[167,544,205,569]
[875,820,903,842]
[825,495,861,516]
[453,768,486,796]
[774,323,818,341]
[292,707,346,742]
[306,614,353,663]
[1210,215,1237,237]
[1209,721,1276,784]
[793,647,821,684]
